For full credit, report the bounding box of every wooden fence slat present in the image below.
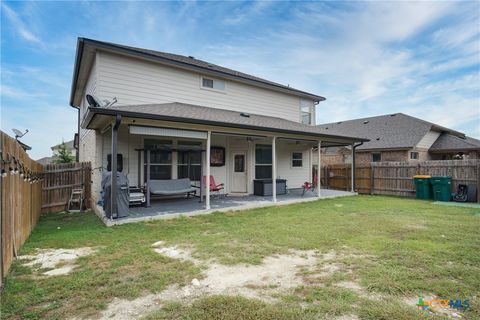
[323,159,479,200]
[1,131,43,286]
[41,162,91,214]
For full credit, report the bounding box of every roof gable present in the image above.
[430,134,480,152]
[70,38,325,107]
[317,113,433,150]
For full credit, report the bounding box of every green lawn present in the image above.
[1,195,479,319]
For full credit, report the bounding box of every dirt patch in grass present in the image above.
[98,243,326,319]
[18,247,96,276]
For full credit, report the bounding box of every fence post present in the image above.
[477,162,480,203]
[370,163,374,195]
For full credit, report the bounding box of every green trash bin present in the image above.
[413,175,432,199]
[431,176,452,202]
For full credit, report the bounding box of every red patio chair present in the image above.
[202,175,226,196]
[302,174,318,196]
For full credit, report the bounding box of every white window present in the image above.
[201,77,225,91]
[300,100,312,125]
[410,152,419,160]
[292,152,303,167]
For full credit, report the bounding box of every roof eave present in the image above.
[69,37,85,108]
[83,107,368,143]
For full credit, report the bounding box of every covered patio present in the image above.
[97,188,355,226]
[82,102,367,226]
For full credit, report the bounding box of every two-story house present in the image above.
[69,38,366,222]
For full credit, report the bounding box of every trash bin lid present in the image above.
[413,175,431,179]
[431,176,452,180]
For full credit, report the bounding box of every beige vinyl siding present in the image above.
[416,130,441,149]
[96,52,311,122]
[80,56,98,139]
[275,141,311,188]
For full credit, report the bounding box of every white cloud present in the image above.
[1,3,43,45]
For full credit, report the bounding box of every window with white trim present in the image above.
[410,152,419,160]
[292,152,303,167]
[202,77,225,91]
[300,100,312,125]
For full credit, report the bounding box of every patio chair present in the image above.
[202,175,226,197]
[302,175,318,196]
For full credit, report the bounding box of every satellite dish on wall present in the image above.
[12,128,29,139]
[86,94,117,108]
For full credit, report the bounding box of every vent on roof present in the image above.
[240,112,250,118]
[337,121,342,124]
[376,137,380,141]
[390,114,397,117]
[325,127,329,130]
[188,56,195,59]
[363,120,369,124]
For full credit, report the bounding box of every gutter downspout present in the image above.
[111,115,121,220]
[352,142,364,192]
[76,108,80,162]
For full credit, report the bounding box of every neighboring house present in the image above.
[316,113,480,165]
[69,38,366,215]
[37,157,54,166]
[51,140,76,158]
[37,140,77,165]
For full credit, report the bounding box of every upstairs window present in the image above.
[372,153,381,162]
[410,152,419,160]
[202,77,225,91]
[300,100,312,125]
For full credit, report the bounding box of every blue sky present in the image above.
[1,1,479,159]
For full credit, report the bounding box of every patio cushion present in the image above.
[149,179,196,195]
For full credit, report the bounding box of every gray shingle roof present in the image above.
[430,134,480,152]
[316,113,466,151]
[87,102,368,143]
[80,38,324,101]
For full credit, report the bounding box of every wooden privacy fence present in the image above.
[1,131,43,283]
[42,162,92,213]
[321,160,480,201]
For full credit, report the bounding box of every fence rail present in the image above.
[41,162,92,213]
[322,160,480,201]
[1,131,43,284]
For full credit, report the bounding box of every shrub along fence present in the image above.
[41,162,92,213]
[321,159,480,201]
[0,131,43,284]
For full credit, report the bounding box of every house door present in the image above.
[231,151,247,193]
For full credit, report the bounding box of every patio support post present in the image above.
[146,149,151,207]
[272,136,277,203]
[317,141,321,198]
[111,115,121,220]
[205,131,211,210]
[351,143,355,192]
